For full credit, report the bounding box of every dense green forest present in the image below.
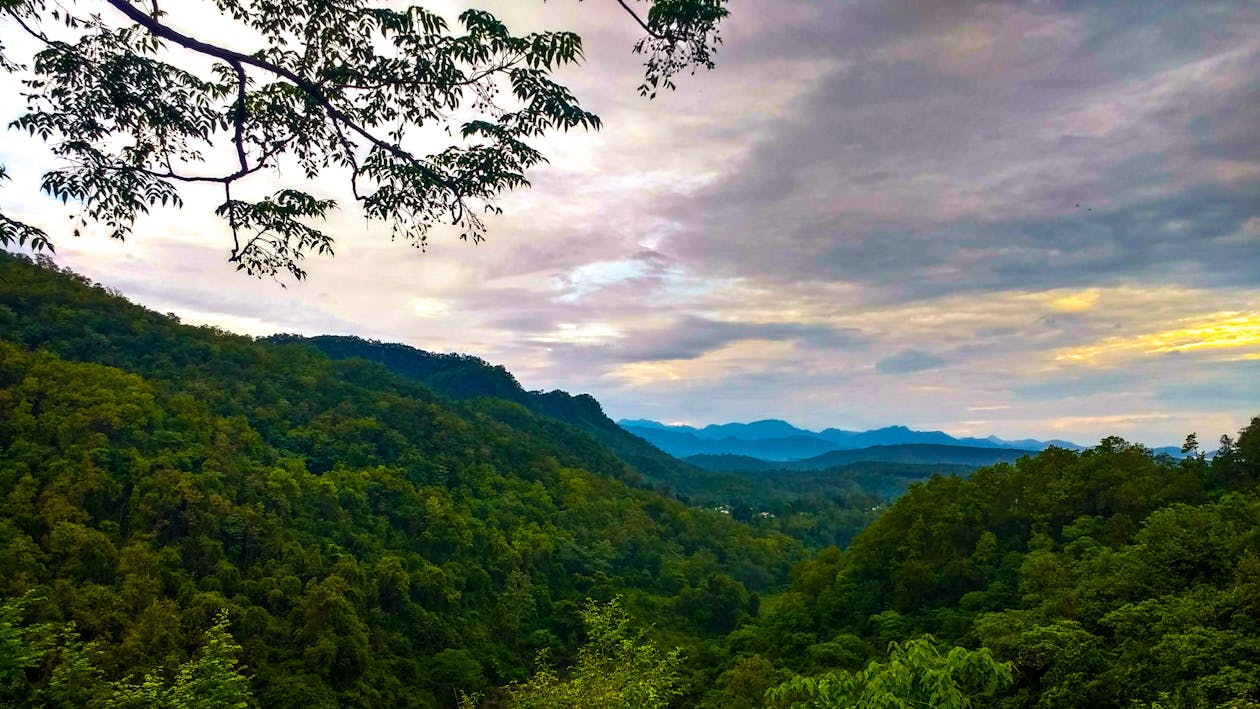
[266,335,702,492]
[731,432,1260,709]
[272,334,891,550]
[0,254,801,706]
[2,253,1258,707]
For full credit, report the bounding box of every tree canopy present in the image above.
[0,0,728,279]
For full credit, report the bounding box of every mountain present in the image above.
[619,426,841,460]
[268,335,701,490]
[686,460,976,505]
[686,444,1038,470]
[750,424,1260,709]
[819,425,969,448]
[620,418,1081,461]
[695,419,811,440]
[684,453,780,472]
[616,418,807,441]
[0,253,804,707]
[4,253,1256,708]
[781,443,1039,468]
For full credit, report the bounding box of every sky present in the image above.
[2,0,1258,446]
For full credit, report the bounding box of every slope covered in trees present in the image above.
[718,428,1260,709]
[270,335,894,551]
[0,254,799,707]
[269,335,703,490]
[2,253,1258,708]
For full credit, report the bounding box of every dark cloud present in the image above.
[875,348,947,374]
[608,316,867,362]
[807,182,1260,301]
[659,0,1260,301]
[518,317,866,371]
[1012,368,1151,401]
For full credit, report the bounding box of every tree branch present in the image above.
[613,0,659,38]
[5,7,96,68]
[612,0,682,42]
[339,57,522,93]
[230,59,248,175]
[102,0,453,189]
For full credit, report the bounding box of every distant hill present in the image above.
[620,426,842,460]
[269,335,701,488]
[783,443,1040,469]
[686,444,1039,470]
[664,458,981,549]
[621,418,1080,461]
[685,453,780,471]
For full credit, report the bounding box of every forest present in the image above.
[1,252,1258,708]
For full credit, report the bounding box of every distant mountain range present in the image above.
[618,418,1081,461]
[685,444,1039,471]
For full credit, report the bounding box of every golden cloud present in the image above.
[1055,311,1260,364]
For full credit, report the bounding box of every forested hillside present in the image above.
[685,445,1036,471]
[268,335,700,490]
[268,335,893,550]
[719,429,1260,709]
[2,253,1257,709]
[0,254,801,707]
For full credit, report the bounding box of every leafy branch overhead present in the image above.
[0,0,729,280]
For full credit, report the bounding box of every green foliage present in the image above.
[742,416,1260,708]
[0,166,51,252]
[0,595,51,705]
[2,254,1258,708]
[0,600,250,709]
[275,334,704,492]
[109,610,253,709]
[506,597,683,709]
[0,252,797,707]
[770,635,1013,709]
[0,0,727,279]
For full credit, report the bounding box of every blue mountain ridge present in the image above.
[618,418,1083,461]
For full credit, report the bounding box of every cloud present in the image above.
[875,349,947,374]
[656,2,1260,301]
[4,0,1258,446]
[1053,311,1260,365]
[605,316,866,363]
[1156,359,1260,409]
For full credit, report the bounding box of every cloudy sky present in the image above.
[3,0,1258,446]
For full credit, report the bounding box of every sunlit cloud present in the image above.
[1049,290,1101,314]
[535,322,624,346]
[607,339,801,387]
[1055,312,1260,364]
[1049,412,1179,425]
[410,298,452,319]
